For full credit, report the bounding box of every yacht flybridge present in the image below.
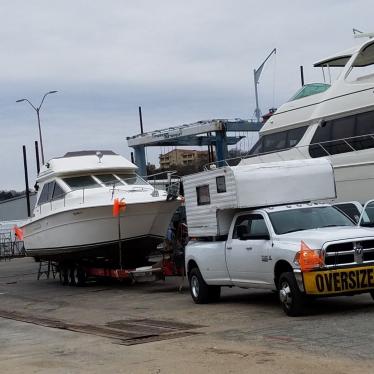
[240,37,374,202]
[21,151,180,266]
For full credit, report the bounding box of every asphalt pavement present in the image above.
[1,258,374,373]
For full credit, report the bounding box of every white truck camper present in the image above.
[183,159,374,316]
[183,159,336,238]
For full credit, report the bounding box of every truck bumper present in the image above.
[301,264,374,296]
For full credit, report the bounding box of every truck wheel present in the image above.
[278,272,305,317]
[189,267,211,304]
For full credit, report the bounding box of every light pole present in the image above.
[16,90,58,165]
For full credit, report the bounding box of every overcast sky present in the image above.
[1,0,372,190]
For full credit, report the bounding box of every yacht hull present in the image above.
[22,200,179,266]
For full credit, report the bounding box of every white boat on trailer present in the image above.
[21,150,180,268]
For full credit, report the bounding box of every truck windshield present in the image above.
[268,206,354,235]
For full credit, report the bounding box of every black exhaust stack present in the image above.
[22,145,31,217]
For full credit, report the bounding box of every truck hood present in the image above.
[277,226,374,249]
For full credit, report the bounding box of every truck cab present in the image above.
[186,203,374,316]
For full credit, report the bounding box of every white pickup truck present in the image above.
[185,202,374,316]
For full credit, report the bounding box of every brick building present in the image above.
[159,149,209,169]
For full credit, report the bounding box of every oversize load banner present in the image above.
[303,265,374,295]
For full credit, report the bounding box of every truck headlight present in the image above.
[294,241,324,272]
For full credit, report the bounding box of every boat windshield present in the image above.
[63,176,101,190]
[268,206,354,235]
[116,173,148,186]
[94,174,120,187]
[289,83,330,101]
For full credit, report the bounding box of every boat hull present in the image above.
[22,200,179,265]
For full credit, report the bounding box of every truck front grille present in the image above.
[324,240,374,267]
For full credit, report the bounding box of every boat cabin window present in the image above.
[289,83,330,101]
[52,183,65,200]
[116,174,148,185]
[37,181,65,205]
[309,110,374,157]
[95,174,120,187]
[63,176,100,190]
[346,42,374,82]
[249,126,308,156]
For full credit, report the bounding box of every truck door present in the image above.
[226,213,272,287]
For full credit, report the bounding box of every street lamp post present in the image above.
[16,90,58,165]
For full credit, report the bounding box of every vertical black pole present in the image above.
[22,145,31,217]
[138,106,144,134]
[118,212,122,269]
[34,140,40,174]
[300,66,305,87]
[130,152,134,164]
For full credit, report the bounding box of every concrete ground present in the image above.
[1,258,374,373]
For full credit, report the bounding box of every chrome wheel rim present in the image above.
[191,275,199,299]
[279,281,292,309]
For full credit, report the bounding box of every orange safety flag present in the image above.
[112,198,127,217]
[13,226,24,241]
[295,241,323,272]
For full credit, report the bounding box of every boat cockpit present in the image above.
[36,172,151,207]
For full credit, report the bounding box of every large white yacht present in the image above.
[240,37,374,203]
[21,151,180,266]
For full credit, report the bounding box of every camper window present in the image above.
[196,185,210,205]
[216,176,226,193]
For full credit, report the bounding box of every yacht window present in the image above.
[95,174,120,187]
[116,174,148,185]
[289,83,330,101]
[249,126,308,156]
[346,43,374,82]
[63,176,100,190]
[288,127,309,147]
[52,182,65,200]
[309,110,374,157]
[263,132,287,152]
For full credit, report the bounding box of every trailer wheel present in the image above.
[77,267,87,286]
[68,266,77,286]
[278,272,305,317]
[189,267,220,304]
[59,266,69,286]
[69,265,86,286]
